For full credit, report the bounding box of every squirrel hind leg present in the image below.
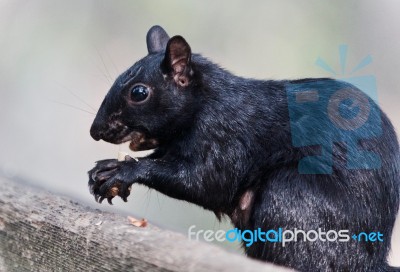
[230,190,255,228]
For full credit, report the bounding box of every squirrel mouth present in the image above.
[127,131,159,151]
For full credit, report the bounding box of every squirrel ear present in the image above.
[162,35,192,87]
[146,25,170,54]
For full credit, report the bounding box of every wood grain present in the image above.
[0,177,291,272]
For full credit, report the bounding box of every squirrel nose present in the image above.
[90,120,104,141]
[90,126,102,141]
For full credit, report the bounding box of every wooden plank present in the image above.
[0,177,291,272]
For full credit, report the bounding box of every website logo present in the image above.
[188,225,384,247]
[286,45,382,174]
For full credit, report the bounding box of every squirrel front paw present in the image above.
[88,159,134,204]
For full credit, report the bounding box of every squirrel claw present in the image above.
[88,159,133,205]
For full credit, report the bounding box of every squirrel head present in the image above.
[90,25,199,151]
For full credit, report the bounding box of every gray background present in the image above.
[0,0,399,265]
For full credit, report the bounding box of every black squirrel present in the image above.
[88,25,400,272]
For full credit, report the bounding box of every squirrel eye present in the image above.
[130,84,150,103]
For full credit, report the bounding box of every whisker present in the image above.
[104,48,120,76]
[54,81,97,112]
[95,47,113,83]
[155,191,161,210]
[50,100,95,115]
[88,72,113,85]
[67,90,97,112]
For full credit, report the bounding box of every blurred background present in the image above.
[0,0,399,265]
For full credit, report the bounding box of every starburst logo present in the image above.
[315,44,378,102]
[316,44,372,77]
[286,45,382,174]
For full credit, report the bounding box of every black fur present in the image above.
[88,26,400,271]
